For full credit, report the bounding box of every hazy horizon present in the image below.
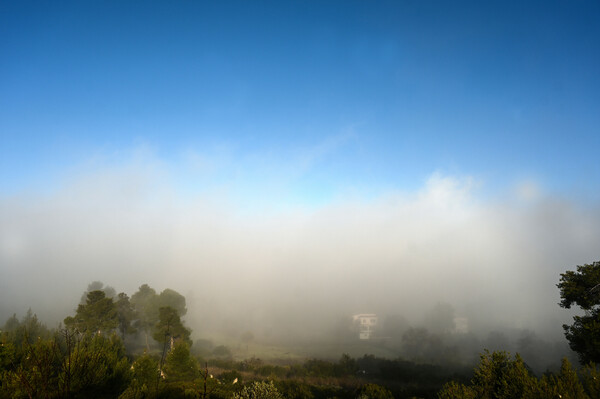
[2,152,597,344]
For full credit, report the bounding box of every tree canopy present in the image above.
[153,306,191,346]
[65,290,119,333]
[116,292,137,339]
[130,284,188,350]
[157,288,187,317]
[558,261,600,364]
[80,281,116,304]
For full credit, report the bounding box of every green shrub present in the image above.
[356,383,394,399]
[233,381,284,399]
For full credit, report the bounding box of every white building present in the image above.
[352,313,378,340]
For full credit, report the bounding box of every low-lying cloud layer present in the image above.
[1,151,598,343]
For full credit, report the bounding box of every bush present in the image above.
[275,380,315,399]
[164,342,199,382]
[437,351,596,399]
[233,381,284,399]
[355,383,394,399]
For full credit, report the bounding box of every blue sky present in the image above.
[2,1,600,334]
[1,0,599,204]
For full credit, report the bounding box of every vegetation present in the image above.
[558,261,600,364]
[233,381,283,399]
[1,261,599,398]
[64,290,119,333]
[0,299,470,398]
[438,351,600,399]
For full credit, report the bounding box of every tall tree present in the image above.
[131,284,159,351]
[131,284,188,351]
[65,290,119,333]
[157,288,187,317]
[153,306,191,347]
[153,306,191,392]
[558,261,600,364]
[2,313,20,332]
[3,330,130,398]
[163,341,198,382]
[80,281,116,304]
[6,309,52,349]
[116,293,136,340]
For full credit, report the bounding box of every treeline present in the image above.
[205,354,471,399]
[0,281,195,398]
[2,279,600,398]
[0,307,467,399]
[3,313,600,399]
[62,281,190,352]
[0,294,469,399]
[438,351,600,399]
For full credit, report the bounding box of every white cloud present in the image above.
[0,150,598,342]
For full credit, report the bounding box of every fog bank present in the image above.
[1,156,598,344]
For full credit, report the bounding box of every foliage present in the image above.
[219,369,243,384]
[2,329,130,398]
[3,313,20,332]
[164,342,199,382]
[132,352,160,387]
[549,357,588,399]
[436,351,598,399]
[563,315,600,366]
[16,280,600,399]
[437,381,476,399]
[3,309,52,350]
[580,363,600,398]
[558,261,600,364]
[469,350,538,398]
[274,380,314,399]
[131,284,160,350]
[300,354,358,378]
[0,335,16,371]
[158,288,187,317]
[153,306,192,346]
[233,381,284,399]
[356,383,394,399]
[64,290,119,333]
[304,358,336,377]
[116,292,137,339]
[80,281,116,304]
[131,284,189,350]
[558,262,600,310]
[118,352,159,399]
[2,336,63,399]
[1,311,52,397]
[337,353,359,376]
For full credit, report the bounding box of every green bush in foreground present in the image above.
[356,383,394,399]
[437,351,597,399]
[233,381,284,399]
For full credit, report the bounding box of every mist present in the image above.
[1,150,598,352]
